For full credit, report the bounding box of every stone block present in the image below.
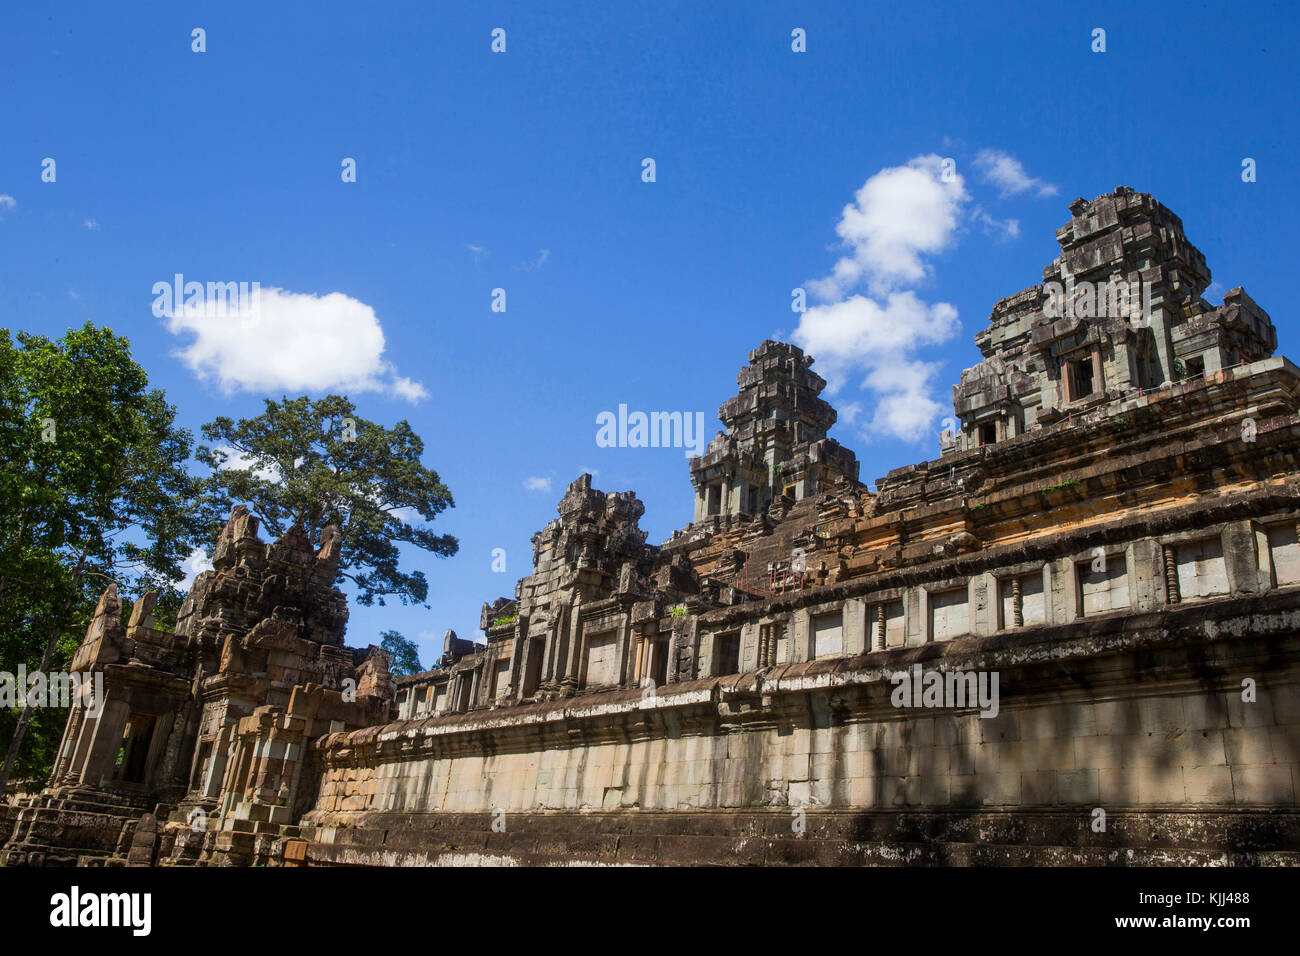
[1231,765,1295,804]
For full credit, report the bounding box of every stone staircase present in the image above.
[0,788,171,867]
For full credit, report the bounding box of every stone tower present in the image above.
[689,340,861,523]
[948,186,1277,453]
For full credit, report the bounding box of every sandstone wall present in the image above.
[300,593,1300,863]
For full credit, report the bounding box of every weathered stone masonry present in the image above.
[2,508,392,866]
[5,186,1299,865]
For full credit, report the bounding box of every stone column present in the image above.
[545,606,566,685]
[508,615,528,694]
[561,593,583,690]
[81,698,130,787]
[1163,545,1180,604]
[218,735,251,820]
[141,711,175,788]
[50,705,85,785]
[204,723,235,799]
[874,605,886,651]
[514,625,537,704]
[632,632,644,684]
[66,706,103,784]
[614,611,633,687]
[468,663,484,709]
[1012,578,1023,627]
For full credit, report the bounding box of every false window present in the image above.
[713,631,741,675]
[1072,357,1094,398]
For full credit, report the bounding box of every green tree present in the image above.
[0,324,205,793]
[196,395,458,607]
[380,630,423,676]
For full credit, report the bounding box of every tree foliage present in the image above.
[196,395,458,607]
[379,630,423,677]
[0,324,204,790]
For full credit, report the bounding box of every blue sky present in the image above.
[3,1,1297,666]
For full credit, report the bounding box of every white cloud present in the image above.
[83,217,100,230]
[390,506,422,524]
[514,249,550,272]
[210,443,283,482]
[467,243,488,262]
[793,154,968,445]
[861,361,948,443]
[973,207,1020,241]
[175,546,214,592]
[389,376,428,402]
[0,194,14,219]
[973,149,1058,198]
[523,476,552,492]
[808,154,968,300]
[794,292,960,393]
[165,287,427,402]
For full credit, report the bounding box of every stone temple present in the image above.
[3,186,1298,866]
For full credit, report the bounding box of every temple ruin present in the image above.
[3,186,1298,865]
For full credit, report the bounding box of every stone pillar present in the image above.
[561,593,583,690]
[81,698,130,787]
[508,614,528,693]
[141,711,174,788]
[218,736,250,820]
[204,723,234,799]
[792,609,811,662]
[50,704,85,785]
[514,628,538,704]
[874,605,886,651]
[669,617,698,683]
[1012,577,1023,627]
[843,597,867,655]
[1163,545,1180,604]
[468,663,483,709]
[1151,302,1175,384]
[65,707,102,784]
[155,697,198,792]
[545,606,566,685]
[614,611,633,687]
[632,632,646,684]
